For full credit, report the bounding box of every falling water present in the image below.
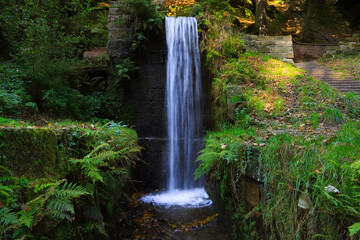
[166,16,201,191]
[141,17,211,208]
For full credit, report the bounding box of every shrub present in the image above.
[0,62,36,115]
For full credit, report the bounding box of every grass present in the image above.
[319,54,360,80]
[197,122,360,239]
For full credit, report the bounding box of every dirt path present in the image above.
[296,60,360,94]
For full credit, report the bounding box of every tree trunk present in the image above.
[255,0,267,35]
[303,0,327,41]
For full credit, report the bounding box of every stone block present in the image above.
[108,39,132,57]
[284,52,294,59]
[257,35,269,41]
[283,58,294,63]
[340,45,349,51]
[108,29,121,40]
[226,85,243,103]
[266,40,276,45]
[323,53,334,58]
[258,46,270,53]
[109,7,119,15]
[239,177,261,208]
[283,35,292,41]
[152,0,165,4]
[276,40,292,46]
[350,43,360,48]
[326,46,340,51]
[278,47,290,53]
[108,14,119,23]
[270,53,283,59]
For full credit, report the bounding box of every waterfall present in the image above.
[166,16,201,191]
[141,17,211,208]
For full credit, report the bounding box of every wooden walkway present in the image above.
[296,60,360,94]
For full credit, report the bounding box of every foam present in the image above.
[140,188,212,208]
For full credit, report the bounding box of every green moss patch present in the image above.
[0,127,58,178]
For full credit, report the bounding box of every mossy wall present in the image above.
[0,128,58,177]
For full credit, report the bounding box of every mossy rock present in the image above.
[0,127,58,177]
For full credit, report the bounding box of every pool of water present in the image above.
[140,188,231,239]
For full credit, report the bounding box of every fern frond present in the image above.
[0,207,18,226]
[110,168,129,176]
[85,150,118,165]
[48,198,74,215]
[34,182,56,193]
[0,176,18,183]
[81,162,103,183]
[18,210,35,228]
[88,142,111,155]
[54,182,89,199]
[0,185,13,194]
[49,210,72,221]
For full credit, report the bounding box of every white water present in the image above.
[166,16,202,191]
[141,17,211,208]
[141,188,212,208]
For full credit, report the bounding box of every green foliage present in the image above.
[0,121,140,239]
[323,107,345,125]
[43,86,103,120]
[0,175,89,239]
[197,121,360,238]
[349,222,360,237]
[221,57,259,85]
[116,58,138,81]
[222,35,246,59]
[125,0,165,33]
[0,0,112,120]
[0,62,36,115]
[234,108,252,128]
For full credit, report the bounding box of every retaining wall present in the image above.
[324,33,360,58]
[241,34,294,63]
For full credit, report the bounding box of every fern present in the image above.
[18,210,35,228]
[34,182,56,193]
[349,222,360,237]
[54,181,89,199]
[0,207,18,226]
[110,168,129,176]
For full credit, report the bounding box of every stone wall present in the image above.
[293,33,360,62]
[324,33,360,58]
[108,2,136,63]
[242,34,294,63]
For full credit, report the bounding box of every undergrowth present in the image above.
[0,121,141,239]
[196,122,360,239]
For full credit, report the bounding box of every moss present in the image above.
[0,127,58,178]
